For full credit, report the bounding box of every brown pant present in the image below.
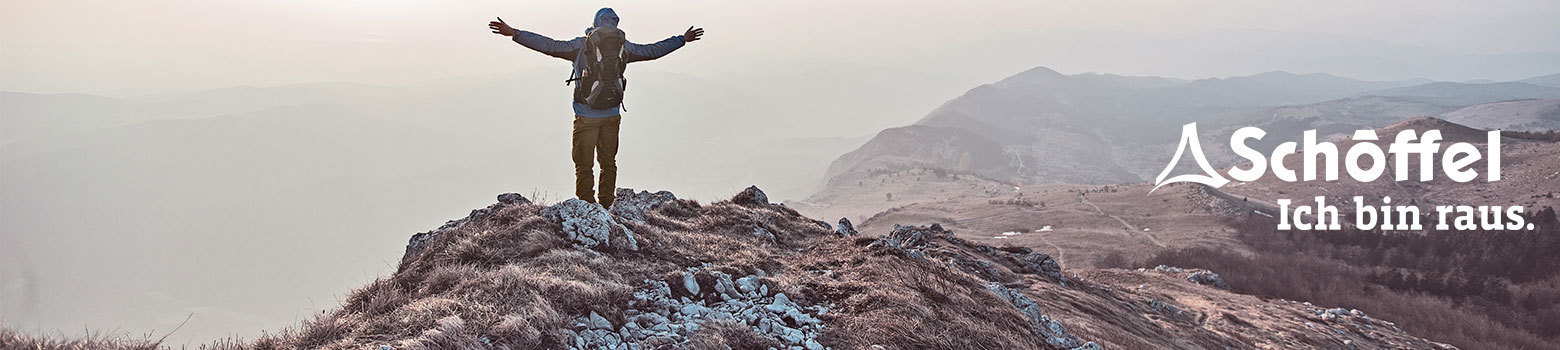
[572,115,620,207]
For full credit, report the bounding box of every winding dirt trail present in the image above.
[1037,232,1068,266]
[1080,193,1166,248]
[954,209,1027,225]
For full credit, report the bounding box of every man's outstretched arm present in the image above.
[489,17,583,61]
[625,26,703,63]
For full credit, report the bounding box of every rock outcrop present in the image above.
[1005,247,1065,282]
[988,284,1099,350]
[541,198,640,251]
[610,188,679,223]
[731,185,770,207]
[834,218,858,236]
[401,192,531,264]
[878,223,947,248]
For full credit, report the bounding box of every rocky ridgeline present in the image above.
[397,186,840,349]
[400,191,534,263]
[390,185,1109,349]
[988,284,1100,350]
[403,189,677,267]
[872,224,1066,284]
[865,223,1099,350]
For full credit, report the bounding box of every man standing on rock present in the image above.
[488,8,703,208]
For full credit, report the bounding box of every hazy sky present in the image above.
[2,0,1558,94]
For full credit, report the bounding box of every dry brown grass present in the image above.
[0,327,165,350]
[807,251,1048,349]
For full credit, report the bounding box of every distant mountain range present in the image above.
[818,68,1560,194]
[1519,73,1560,88]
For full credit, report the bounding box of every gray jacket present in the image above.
[512,8,686,118]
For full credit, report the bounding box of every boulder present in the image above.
[1188,270,1230,290]
[496,193,531,205]
[1013,252,1065,282]
[541,198,640,251]
[881,224,947,248]
[732,185,770,206]
[735,276,760,295]
[587,311,612,330]
[710,270,742,300]
[836,217,858,236]
[682,270,701,296]
[610,188,678,223]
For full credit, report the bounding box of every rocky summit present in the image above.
[238,186,1455,349]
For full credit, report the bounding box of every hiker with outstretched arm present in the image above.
[488,8,703,209]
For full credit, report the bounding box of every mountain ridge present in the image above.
[820,67,1560,199]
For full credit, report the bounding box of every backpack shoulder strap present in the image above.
[564,31,595,85]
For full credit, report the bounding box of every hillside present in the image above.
[796,112,1560,349]
[8,185,1470,349]
[1358,82,1560,106]
[1520,73,1560,88]
[1439,99,1560,132]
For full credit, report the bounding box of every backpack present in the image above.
[568,27,627,110]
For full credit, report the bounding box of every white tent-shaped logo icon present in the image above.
[1152,123,1229,194]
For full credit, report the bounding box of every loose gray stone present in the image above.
[836,217,858,236]
[804,339,824,350]
[541,198,639,251]
[587,311,612,330]
[683,270,701,296]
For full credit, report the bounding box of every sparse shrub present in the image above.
[1094,250,1137,268]
[1142,207,1560,349]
